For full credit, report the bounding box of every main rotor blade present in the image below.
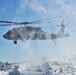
[22,16,62,24]
[0,21,51,26]
[0,16,62,24]
[31,16,62,23]
[0,20,19,23]
[0,23,21,26]
[0,19,50,24]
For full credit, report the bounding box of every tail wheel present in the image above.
[14,41,17,44]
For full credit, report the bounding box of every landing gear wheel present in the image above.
[14,41,17,44]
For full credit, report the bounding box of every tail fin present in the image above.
[57,18,68,38]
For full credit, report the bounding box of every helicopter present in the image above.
[0,18,70,44]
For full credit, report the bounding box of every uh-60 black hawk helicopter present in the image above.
[0,18,70,44]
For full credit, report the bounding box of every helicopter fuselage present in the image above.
[3,23,70,44]
[3,26,54,44]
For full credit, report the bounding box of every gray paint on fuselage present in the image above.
[3,26,52,41]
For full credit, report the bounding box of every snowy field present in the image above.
[0,61,76,75]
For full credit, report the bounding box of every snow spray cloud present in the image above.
[23,0,76,63]
[0,71,8,75]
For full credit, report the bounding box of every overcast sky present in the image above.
[0,0,76,63]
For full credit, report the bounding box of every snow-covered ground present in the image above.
[0,61,76,75]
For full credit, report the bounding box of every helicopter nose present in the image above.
[3,34,6,38]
